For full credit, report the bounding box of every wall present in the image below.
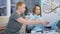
[41,0,60,26]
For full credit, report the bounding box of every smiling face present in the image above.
[35,6,41,15]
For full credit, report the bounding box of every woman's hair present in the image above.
[16,2,25,10]
[33,4,41,16]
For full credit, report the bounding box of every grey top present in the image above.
[2,12,25,34]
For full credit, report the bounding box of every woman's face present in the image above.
[35,6,40,15]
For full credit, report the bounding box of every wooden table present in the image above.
[0,26,6,34]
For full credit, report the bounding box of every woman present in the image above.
[2,2,48,34]
[27,5,47,32]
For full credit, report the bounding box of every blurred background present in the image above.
[0,0,60,26]
[0,0,60,34]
